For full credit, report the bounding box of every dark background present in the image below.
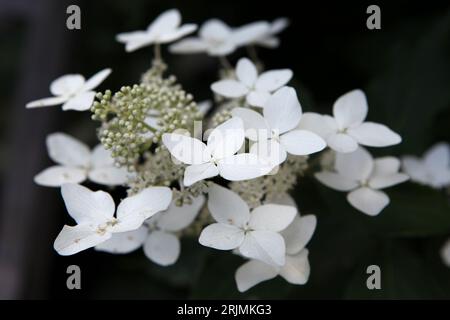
[0,0,449,299]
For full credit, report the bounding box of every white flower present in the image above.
[199,184,296,266]
[315,147,409,216]
[34,133,129,187]
[211,58,293,108]
[170,19,269,56]
[253,18,289,48]
[235,213,316,292]
[116,9,197,52]
[232,87,326,166]
[402,142,450,189]
[441,239,450,267]
[298,90,401,153]
[26,68,111,111]
[96,195,205,266]
[162,117,273,186]
[53,184,172,255]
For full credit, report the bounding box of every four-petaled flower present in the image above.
[253,17,290,48]
[54,184,172,255]
[162,117,273,186]
[315,147,409,216]
[26,69,111,111]
[232,86,326,166]
[299,90,401,153]
[199,184,297,267]
[116,9,197,52]
[211,58,293,107]
[34,133,129,187]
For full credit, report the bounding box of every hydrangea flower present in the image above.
[298,90,401,153]
[211,58,293,107]
[162,117,273,186]
[315,147,409,216]
[34,133,129,187]
[402,142,450,189]
[116,9,197,52]
[54,184,172,255]
[26,69,111,111]
[170,19,269,56]
[199,184,296,266]
[96,195,205,266]
[232,87,326,166]
[253,17,289,48]
[235,213,316,292]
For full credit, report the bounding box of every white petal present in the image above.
[207,117,245,159]
[347,187,389,216]
[348,122,401,147]
[143,231,180,266]
[235,260,278,292]
[88,167,129,186]
[239,230,286,266]
[34,165,87,187]
[82,68,111,92]
[211,80,248,98]
[280,129,326,156]
[50,74,85,96]
[232,21,270,46]
[90,144,114,168]
[207,183,250,226]
[440,239,450,267]
[249,204,296,232]
[297,112,335,139]
[124,35,154,52]
[46,132,91,167]
[95,226,147,254]
[256,36,280,48]
[326,133,358,153]
[61,183,115,225]
[169,37,208,54]
[256,69,293,92]
[332,89,368,129]
[263,86,302,134]
[401,156,429,185]
[372,157,401,176]
[197,100,212,115]
[162,133,211,165]
[157,195,205,232]
[183,163,219,186]
[279,249,310,285]
[147,9,181,35]
[207,40,236,56]
[269,193,297,207]
[157,24,197,43]
[250,139,287,167]
[246,90,272,108]
[217,153,273,181]
[236,58,258,87]
[26,96,68,108]
[368,173,409,189]
[335,147,374,181]
[314,171,358,191]
[200,19,232,41]
[114,187,172,232]
[116,31,147,43]
[424,142,450,171]
[54,224,111,256]
[231,107,270,141]
[199,223,245,250]
[271,17,290,34]
[62,91,96,111]
[282,215,317,255]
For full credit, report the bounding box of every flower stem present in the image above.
[218,55,233,71]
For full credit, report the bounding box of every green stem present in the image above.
[153,43,162,63]
[218,55,233,71]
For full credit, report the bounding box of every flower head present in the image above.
[26,69,111,111]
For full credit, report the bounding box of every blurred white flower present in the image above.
[402,142,450,189]
[315,147,409,216]
[211,58,292,107]
[96,195,205,266]
[26,69,111,111]
[116,9,197,52]
[34,133,129,187]
[170,19,269,56]
[235,215,316,292]
[253,17,290,48]
[298,90,401,153]
[232,87,326,166]
[162,117,273,186]
[54,184,172,255]
[441,239,450,267]
[199,184,296,267]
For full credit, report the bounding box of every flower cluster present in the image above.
[26,9,450,292]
